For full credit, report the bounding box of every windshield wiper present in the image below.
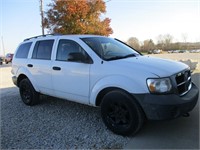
[123,54,136,58]
[105,56,125,61]
[105,54,136,61]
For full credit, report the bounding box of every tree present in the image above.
[156,34,165,50]
[181,33,188,50]
[164,34,173,45]
[127,37,140,50]
[181,33,188,43]
[156,34,173,50]
[44,0,113,36]
[141,39,155,51]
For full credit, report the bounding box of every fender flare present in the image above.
[16,67,39,92]
[89,75,148,106]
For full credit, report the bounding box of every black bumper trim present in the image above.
[133,83,199,120]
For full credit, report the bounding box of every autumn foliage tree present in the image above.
[44,0,113,36]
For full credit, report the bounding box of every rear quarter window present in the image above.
[15,42,32,58]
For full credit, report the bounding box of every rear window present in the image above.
[32,40,54,60]
[15,42,32,58]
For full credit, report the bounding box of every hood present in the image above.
[112,56,188,77]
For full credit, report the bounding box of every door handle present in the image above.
[53,66,61,71]
[27,64,33,67]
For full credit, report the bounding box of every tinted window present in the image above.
[56,39,87,62]
[32,40,54,60]
[15,42,32,58]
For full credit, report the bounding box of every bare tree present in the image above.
[141,39,155,51]
[156,34,173,50]
[127,37,140,50]
[156,34,164,50]
[181,33,188,50]
[164,34,173,45]
[182,33,188,43]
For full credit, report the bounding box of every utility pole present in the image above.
[39,0,44,35]
[1,36,5,57]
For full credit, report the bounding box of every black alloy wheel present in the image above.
[101,90,144,136]
[19,78,39,106]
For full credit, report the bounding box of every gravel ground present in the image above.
[0,65,129,149]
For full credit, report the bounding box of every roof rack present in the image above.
[23,33,62,41]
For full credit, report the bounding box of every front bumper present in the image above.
[134,83,199,120]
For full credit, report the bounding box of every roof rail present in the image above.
[23,33,62,41]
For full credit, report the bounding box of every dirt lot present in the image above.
[0,53,199,149]
[148,53,200,72]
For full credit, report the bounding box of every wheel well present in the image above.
[17,74,28,86]
[96,87,147,120]
[96,87,122,106]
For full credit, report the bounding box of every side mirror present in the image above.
[68,52,93,64]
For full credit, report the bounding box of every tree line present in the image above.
[127,35,200,52]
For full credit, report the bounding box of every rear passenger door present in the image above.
[28,39,55,95]
[52,39,91,104]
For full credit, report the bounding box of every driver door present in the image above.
[52,39,91,104]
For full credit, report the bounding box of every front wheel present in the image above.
[19,78,39,106]
[101,90,145,136]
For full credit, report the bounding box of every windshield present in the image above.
[81,37,141,61]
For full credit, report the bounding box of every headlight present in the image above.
[147,78,172,93]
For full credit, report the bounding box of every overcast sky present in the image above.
[1,0,200,55]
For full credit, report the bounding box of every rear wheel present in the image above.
[101,90,144,136]
[19,78,39,105]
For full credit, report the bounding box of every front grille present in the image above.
[175,70,192,96]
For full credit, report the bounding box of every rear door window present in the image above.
[32,40,54,60]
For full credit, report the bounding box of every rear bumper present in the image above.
[134,83,199,120]
[12,76,18,86]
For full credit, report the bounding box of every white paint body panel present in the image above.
[52,61,91,104]
[12,35,189,106]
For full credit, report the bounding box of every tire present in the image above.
[19,78,39,106]
[101,90,144,136]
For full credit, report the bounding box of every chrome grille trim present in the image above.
[175,69,192,96]
[179,83,192,96]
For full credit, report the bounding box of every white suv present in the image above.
[12,34,199,136]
